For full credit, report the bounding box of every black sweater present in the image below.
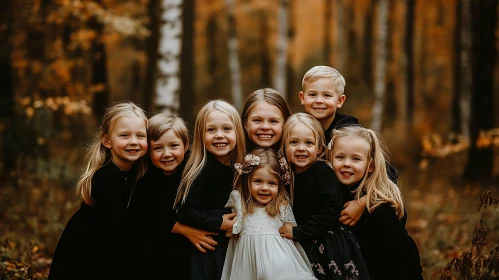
[176,153,234,234]
[292,160,343,242]
[343,184,423,280]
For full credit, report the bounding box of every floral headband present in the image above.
[233,152,291,185]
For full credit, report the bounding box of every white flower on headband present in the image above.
[233,154,260,175]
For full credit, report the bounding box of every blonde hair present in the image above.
[327,126,405,219]
[234,148,291,217]
[174,100,246,207]
[148,113,189,147]
[279,113,327,200]
[302,65,346,95]
[241,88,292,151]
[76,101,148,206]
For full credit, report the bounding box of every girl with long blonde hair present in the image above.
[48,101,148,280]
[328,125,423,279]
[174,99,245,280]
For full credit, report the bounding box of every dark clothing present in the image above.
[127,161,190,280]
[176,153,234,280]
[324,113,399,184]
[48,161,136,280]
[343,184,423,280]
[324,113,359,145]
[292,161,369,280]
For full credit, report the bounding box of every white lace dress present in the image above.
[221,190,317,280]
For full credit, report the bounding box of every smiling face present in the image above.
[203,110,237,165]
[249,167,280,206]
[284,123,321,173]
[102,115,148,170]
[299,78,346,129]
[244,101,285,148]
[149,129,188,175]
[330,135,373,186]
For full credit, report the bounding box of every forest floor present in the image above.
[0,156,498,279]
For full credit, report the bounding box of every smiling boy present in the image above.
[299,65,358,144]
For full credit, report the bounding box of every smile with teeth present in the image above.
[340,171,353,177]
[126,149,140,153]
[161,159,175,164]
[257,134,273,139]
[214,143,227,148]
[296,155,308,159]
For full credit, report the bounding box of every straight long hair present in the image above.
[76,101,148,205]
[174,100,246,208]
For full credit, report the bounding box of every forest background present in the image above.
[1,0,499,279]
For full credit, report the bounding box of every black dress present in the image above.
[342,183,423,280]
[127,158,190,280]
[48,160,136,280]
[292,160,370,280]
[176,153,234,280]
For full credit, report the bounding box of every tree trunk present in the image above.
[260,11,271,88]
[143,0,160,114]
[225,0,243,111]
[458,0,473,141]
[180,0,195,127]
[0,0,14,178]
[155,0,182,114]
[371,0,389,132]
[464,0,497,182]
[324,0,331,64]
[404,0,415,128]
[273,0,289,97]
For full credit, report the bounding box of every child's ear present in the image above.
[101,135,112,149]
[184,141,189,152]
[299,91,305,105]
[367,161,374,173]
[336,94,346,108]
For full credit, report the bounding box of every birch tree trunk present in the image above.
[155,0,182,114]
[371,0,388,132]
[273,0,289,97]
[459,0,472,142]
[225,0,243,111]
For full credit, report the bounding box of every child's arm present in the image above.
[171,222,218,253]
[339,195,367,226]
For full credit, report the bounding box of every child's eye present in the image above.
[253,179,261,184]
[171,144,180,148]
[270,119,280,124]
[307,93,316,97]
[252,119,262,123]
[353,157,361,161]
[224,127,232,131]
[138,134,146,138]
[120,134,129,137]
[153,147,162,151]
[306,141,314,145]
[207,128,215,132]
[289,140,298,145]
[335,155,344,159]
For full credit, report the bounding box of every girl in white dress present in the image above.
[221,147,317,280]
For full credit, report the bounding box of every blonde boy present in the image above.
[299,65,358,143]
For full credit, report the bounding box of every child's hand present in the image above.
[172,223,218,253]
[339,198,366,226]
[279,222,294,240]
[220,212,237,231]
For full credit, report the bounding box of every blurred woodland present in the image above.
[1,0,499,279]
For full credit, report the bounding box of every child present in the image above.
[299,65,398,227]
[48,101,148,280]
[299,65,358,145]
[127,113,218,280]
[241,88,292,151]
[278,113,369,280]
[221,147,316,280]
[328,126,423,279]
[173,99,245,280]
